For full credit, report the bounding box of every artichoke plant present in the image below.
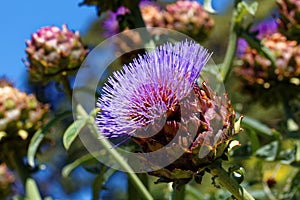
[97,41,240,185]
[277,0,300,41]
[235,33,300,105]
[24,24,88,84]
[0,79,49,163]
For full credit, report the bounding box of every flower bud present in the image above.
[235,33,300,105]
[24,24,88,84]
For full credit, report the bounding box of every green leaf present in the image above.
[12,195,26,200]
[25,178,42,200]
[237,113,279,137]
[203,0,217,14]
[62,153,102,177]
[27,111,72,167]
[280,170,300,199]
[235,1,258,23]
[255,141,278,161]
[63,118,88,150]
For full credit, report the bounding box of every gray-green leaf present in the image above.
[63,118,88,150]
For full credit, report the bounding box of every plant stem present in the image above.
[172,185,186,200]
[208,162,255,200]
[60,73,73,103]
[221,0,241,82]
[282,98,296,122]
[8,150,42,200]
[77,104,153,200]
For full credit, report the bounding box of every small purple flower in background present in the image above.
[97,41,211,138]
[103,6,130,37]
[250,18,278,39]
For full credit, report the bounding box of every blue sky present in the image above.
[0,0,97,89]
[0,0,232,90]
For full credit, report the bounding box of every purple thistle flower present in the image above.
[96,41,212,138]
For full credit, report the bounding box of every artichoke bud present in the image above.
[24,24,88,84]
[0,79,49,141]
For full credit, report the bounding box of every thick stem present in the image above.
[77,104,153,200]
[172,185,186,200]
[221,0,241,82]
[8,150,29,186]
[208,163,255,200]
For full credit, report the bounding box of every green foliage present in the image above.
[27,111,72,167]
[63,118,88,150]
[234,1,258,23]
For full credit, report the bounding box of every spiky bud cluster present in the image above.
[277,0,300,41]
[25,24,88,84]
[146,82,237,184]
[235,33,300,105]
[0,79,49,141]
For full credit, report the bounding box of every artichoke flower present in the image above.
[277,0,300,41]
[163,1,214,42]
[97,41,240,184]
[24,24,88,84]
[0,79,49,162]
[235,33,300,105]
